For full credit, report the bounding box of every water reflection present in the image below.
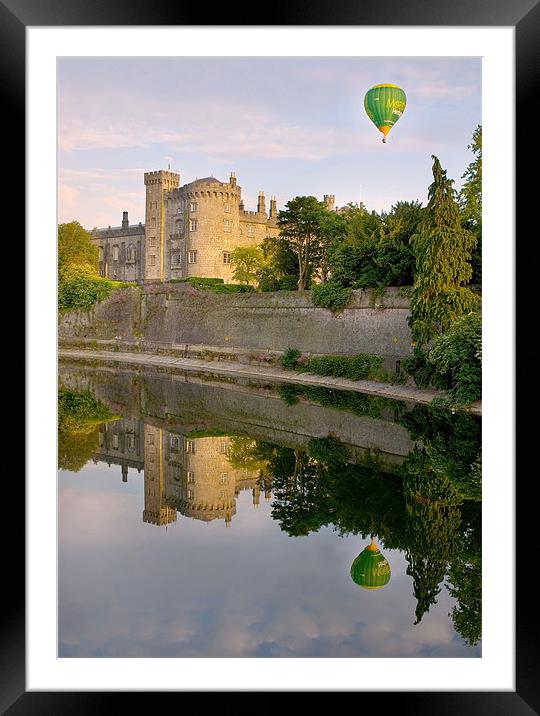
[58,365,481,656]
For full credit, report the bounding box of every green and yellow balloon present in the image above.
[364,84,407,143]
[350,538,391,590]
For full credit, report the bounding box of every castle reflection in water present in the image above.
[93,419,268,527]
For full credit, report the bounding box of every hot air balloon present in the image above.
[364,84,407,143]
[350,537,391,589]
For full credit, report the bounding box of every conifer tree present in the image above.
[409,156,478,346]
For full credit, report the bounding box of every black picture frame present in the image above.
[12,0,531,711]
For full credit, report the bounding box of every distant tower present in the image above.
[323,194,335,212]
[144,170,180,281]
[257,191,266,216]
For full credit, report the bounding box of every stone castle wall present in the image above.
[58,284,413,371]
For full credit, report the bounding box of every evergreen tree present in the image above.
[409,156,478,346]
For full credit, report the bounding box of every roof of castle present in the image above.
[184,176,224,188]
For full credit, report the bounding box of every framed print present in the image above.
[13,0,532,711]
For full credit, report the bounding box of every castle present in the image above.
[93,419,269,527]
[90,168,337,283]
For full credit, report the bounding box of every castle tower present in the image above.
[144,170,180,281]
[323,194,335,212]
[257,191,266,216]
[122,211,129,229]
[143,425,177,526]
[269,196,278,220]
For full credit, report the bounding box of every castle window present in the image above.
[189,219,197,232]
[149,237,156,247]
[219,473,229,484]
[188,251,197,264]
[149,255,156,267]
[223,251,231,265]
[187,472,195,484]
[224,220,232,232]
[219,441,230,455]
[113,245,119,261]
[98,246,104,261]
[186,440,196,453]
[170,436,180,451]
[113,434,119,449]
[126,434,136,451]
[219,490,227,500]
[150,217,156,227]
[190,202,197,212]
[171,252,182,267]
[126,244,136,263]
[247,224,255,237]
[187,488,194,499]
[224,203,231,213]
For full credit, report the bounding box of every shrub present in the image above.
[307,436,348,464]
[427,311,481,403]
[58,264,129,312]
[303,354,384,381]
[311,280,352,312]
[404,312,481,404]
[280,347,302,369]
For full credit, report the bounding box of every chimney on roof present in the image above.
[122,211,129,229]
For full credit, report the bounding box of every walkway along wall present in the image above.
[58,284,413,369]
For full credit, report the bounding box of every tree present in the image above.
[409,156,479,346]
[277,196,328,290]
[376,200,424,287]
[327,203,382,288]
[258,235,299,291]
[230,245,264,285]
[58,221,99,280]
[459,125,482,284]
[317,211,348,283]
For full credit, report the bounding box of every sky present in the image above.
[58,460,480,659]
[57,57,481,229]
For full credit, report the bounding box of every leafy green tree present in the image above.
[277,196,328,290]
[58,388,118,471]
[58,221,99,280]
[258,235,299,291]
[328,203,382,287]
[375,201,424,287]
[317,211,348,283]
[230,245,265,285]
[409,156,479,346]
[459,125,482,284]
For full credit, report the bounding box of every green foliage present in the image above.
[409,156,479,346]
[58,264,129,312]
[311,280,352,312]
[303,353,384,381]
[459,125,482,285]
[427,312,482,403]
[172,276,255,293]
[258,236,299,291]
[307,436,349,464]
[58,388,118,471]
[230,245,265,285]
[58,221,99,281]
[277,196,330,290]
[280,347,302,369]
[405,312,482,404]
[277,382,404,421]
